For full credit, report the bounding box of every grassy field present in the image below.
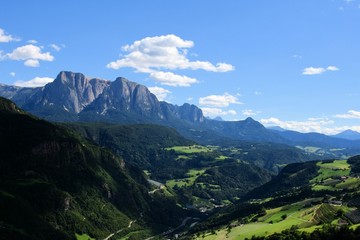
[166,169,207,188]
[311,160,350,183]
[196,198,352,240]
[75,233,95,240]
[167,145,213,154]
[336,177,360,189]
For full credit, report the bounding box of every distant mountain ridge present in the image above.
[0,71,276,143]
[1,71,360,152]
[333,129,360,140]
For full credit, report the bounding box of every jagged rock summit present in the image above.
[0,71,206,124]
[0,71,284,144]
[23,71,110,114]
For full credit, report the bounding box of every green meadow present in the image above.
[197,199,351,240]
[166,145,213,154]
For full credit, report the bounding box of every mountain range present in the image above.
[1,71,360,153]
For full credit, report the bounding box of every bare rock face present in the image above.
[36,71,110,113]
[64,197,71,211]
[160,102,205,124]
[83,77,164,119]
[0,70,206,124]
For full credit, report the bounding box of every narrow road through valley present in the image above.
[103,220,135,240]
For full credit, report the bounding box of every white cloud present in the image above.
[334,110,360,119]
[201,107,237,117]
[260,117,337,134]
[327,66,339,71]
[50,44,61,51]
[187,97,193,101]
[5,44,54,67]
[148,86,171,101]
[261,116,360,135]
[199,93,242,107]
[242,109,258,116]
[293,54,302,59]
[10,72,15,77]
[7,44,54,61]
[254,91,262,96]
[24,59,39,67]
[27,40,38,44]
[150,71,198,87]
[107,34,234,72]
[106,34,234,87]
[14,77,54,88]
[302,67,326,75]
[0,28,19,42]
[302,66,339,75]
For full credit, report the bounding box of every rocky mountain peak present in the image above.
[83,76,163,119]
[35,71,110,113]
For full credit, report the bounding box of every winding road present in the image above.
[103,220,136,240]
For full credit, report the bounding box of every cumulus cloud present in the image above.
[5,44,54,67]
[334,110,360,119]
[7,44,54,61]
[107,34,233,72]
[150,71,198,87]
[24,59,40,67]
[14,77,54,88]
[106,34,234,87]
[302,66,339,75]
[201,107,237,117]
[148,86,171,101]
[199,93,242,107]
[0,28,19,42]
[10,72,15,77]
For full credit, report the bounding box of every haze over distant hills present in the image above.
[1,71,360,155]
[333,129,360,141]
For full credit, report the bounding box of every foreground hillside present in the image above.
[0,97,186,240]
[185,157,360,240]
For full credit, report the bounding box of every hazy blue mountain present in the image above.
[333,129,360,140]
[275,130,360,149]
[267,126,287,132]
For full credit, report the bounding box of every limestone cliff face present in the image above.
[83,77,164,119]
[25,71,110,113]
[160,102,204,124]
[0,70,205,124]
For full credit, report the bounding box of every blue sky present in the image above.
[1,0,360,134]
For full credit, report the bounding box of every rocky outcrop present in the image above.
[83,77,164,119]
[0,71,206,124]
[23,71,110,114]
